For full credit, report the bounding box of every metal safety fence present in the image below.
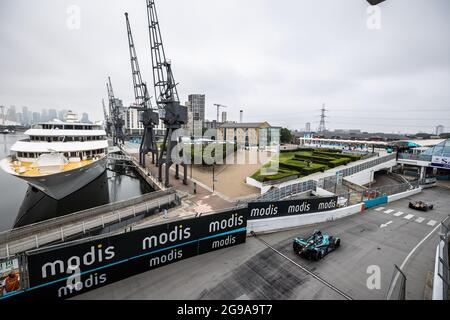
[0,190,179,259]
[386,265,407,300]
[435,216,449,300]
[254,180,318,203]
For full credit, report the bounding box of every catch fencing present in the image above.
[434,216,449,300]
[386,265,407,300]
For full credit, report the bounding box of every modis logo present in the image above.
[58,272,107,298]
[41,244,115,279]
[142,225,191,250]
[287,201,311,214]
[318,198,337,210]
[208,213,245,233]
[250,204,279,217]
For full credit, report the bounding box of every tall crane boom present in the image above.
[102,98,112,137]
[125,12,159,166]
[107,77,125,146]
[125,12,151,109]
[147,0,179,107]
[146,0,188,187]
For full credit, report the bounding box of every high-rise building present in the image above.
[81,113,92,124]
[16,112,23,125]
[221,111,227,123]
[58,110,68,121]
[22,106,29,125]
[183,101,194,135]
[41,109,49,122]
[188,94,205,125]
[305,122,311,133]
[436,125,445,136]
[48,109,58,121]
[124,107,143,135]
[32,112,41,124]
[7,106,16,122]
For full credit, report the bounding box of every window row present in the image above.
[39,124,99,130]
[16,148,108,160]
[29,136,105,142]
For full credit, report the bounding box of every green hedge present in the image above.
[250,148,363,183]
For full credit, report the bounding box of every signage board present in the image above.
[431,156,450,169]
[10,208,247,300]
[248,196,339,220]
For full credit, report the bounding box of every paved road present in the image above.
[76,187,449,300]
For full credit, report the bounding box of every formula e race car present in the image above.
[293,230,340,261]
[408,201,434,212]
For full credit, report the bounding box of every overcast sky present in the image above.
[0,0,449,133]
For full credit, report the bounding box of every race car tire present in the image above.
[335,239,341,248]
[293,242,300,254]
[314,251,322,261]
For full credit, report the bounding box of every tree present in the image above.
[280,128,293,144]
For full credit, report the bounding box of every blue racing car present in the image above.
[293,230,341,261]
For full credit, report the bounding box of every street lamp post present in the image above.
[212,164,215,193]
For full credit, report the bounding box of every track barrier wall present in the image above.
[1,208,247,300]
[247,203,363,235]
[364,196,388,209]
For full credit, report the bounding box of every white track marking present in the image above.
[427,220,437,227]
[384,209,394,214]
[403,214,414,220]
[386,223,441,300]
[375,207,385,212]
[394,211,404,217]
[380,221,393,228]
[415,217,425,223]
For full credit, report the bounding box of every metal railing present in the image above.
[254,180,318,202]
[397,153,432,162]
[318,153,397,193]
[108,153,134,161]
[435,216,449,300]
[0,190,179,259]
[386,265,407,300]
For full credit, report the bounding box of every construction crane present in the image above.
[125,12,159,166]
[214,104,227,123]
[102,98,112,137]
[106,77,125,146]
[146,0,188,187]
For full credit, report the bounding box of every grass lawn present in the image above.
[250,148,362,183]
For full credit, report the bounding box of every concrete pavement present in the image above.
[75,187,448,300]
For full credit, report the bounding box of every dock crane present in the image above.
[106,77,125,146]
[102,98,112,137]
[146,0,188,187]
[214,104,228,123]
[125,12,159,166]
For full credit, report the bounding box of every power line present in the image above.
[318,103,328,132]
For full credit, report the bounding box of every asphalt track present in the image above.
[76,187,449,300]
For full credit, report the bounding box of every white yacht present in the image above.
[0,113,109,200]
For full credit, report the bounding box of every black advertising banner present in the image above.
[20,241,200,300]
[15,208,247,300]
[248,196,339,220]
[198,230,247,255]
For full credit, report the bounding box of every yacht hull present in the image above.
[4,157,108,200]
